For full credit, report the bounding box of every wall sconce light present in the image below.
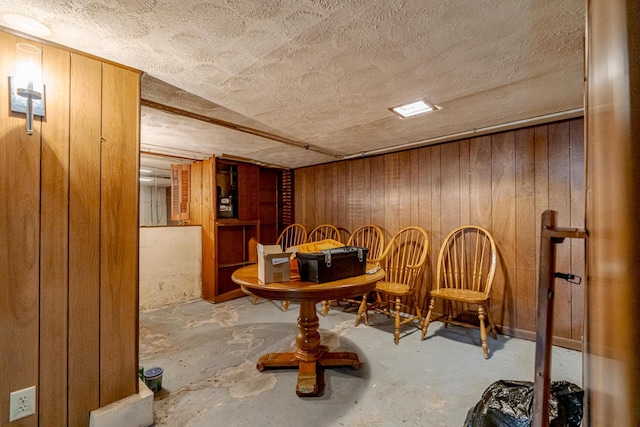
[10,42,45,136]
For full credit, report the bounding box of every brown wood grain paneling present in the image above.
[399,152,413,229]
[585,1,639,423]
[459,139,471,225]
[417,147,432,299]
[237,162,259,220]
[369,155,385,235]
[534,125,549,296]
[440,141,461,236]
[293,167,306,224]
[430,146,442,278]
[490,131,516,329]
[569,120,585,342]
[515,127,537,332]
[0,32,41,427]
[39,43,70,426]
[469,136,492,230]
[548,121,572,339]
[293,118,585,344]
[68,52,102,426]
[201,158,214,299]
[190,160,203,225]
[384,153,400,235]
[100,63,140,405]
[363,158,372,225]
[336,161,347,231]
[409,150,420,225]
[313,165,325,228]
[347,159,362,229]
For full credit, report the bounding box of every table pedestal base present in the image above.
[255,301,361,396]
[257,349,361,396]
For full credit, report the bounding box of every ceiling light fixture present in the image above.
[2,14,51,38]
[390,99,438,118]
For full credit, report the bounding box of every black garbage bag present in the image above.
[463,379,583,427]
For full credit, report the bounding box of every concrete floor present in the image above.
[139,297,582,426]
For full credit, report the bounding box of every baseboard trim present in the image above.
[89,379,154,427]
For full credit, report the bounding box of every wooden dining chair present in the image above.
[355,226,429,344]
[276,223,308,251]
[307,224,341,243]
[253,223,307,310]
[420,225,498,359]
[321,224,385,316]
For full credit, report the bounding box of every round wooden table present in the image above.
[232,263,384,397]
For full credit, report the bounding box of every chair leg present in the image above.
[478,305,489,359]
[394,297,401,345]
[252,295,259,305]
[413,296,423,329]
[355,294,368,326]
[421,297,435,340]
[321,299,337,316]
[281,300,289,311]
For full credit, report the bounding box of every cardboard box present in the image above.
[257,244,291,283]
[297,246,368,283]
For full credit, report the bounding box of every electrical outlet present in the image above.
[9,386,36,422]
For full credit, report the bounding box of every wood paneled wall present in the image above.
[295,118,585,346]
[0,31,140,426]
[584,0,640,424]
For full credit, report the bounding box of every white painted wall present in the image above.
[140,226,202,311]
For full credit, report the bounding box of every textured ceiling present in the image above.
[1,1,585,169]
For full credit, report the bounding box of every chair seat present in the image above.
[375,281,411,296]
[430,288,487,304]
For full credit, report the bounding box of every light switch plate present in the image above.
[9,386,36,422]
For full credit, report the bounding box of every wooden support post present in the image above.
[532,210,587,427]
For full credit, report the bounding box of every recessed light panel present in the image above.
[390,99,438,118]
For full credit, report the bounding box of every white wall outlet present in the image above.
[9,386,36,422]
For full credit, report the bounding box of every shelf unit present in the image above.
[191,156,289,303]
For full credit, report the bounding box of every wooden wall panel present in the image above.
[347,159,365,229]
[294,117,585,345]
[429,146,442,280]
[490,131,516,329]
[534,125,549,304]
[190,160,203,225]
[459,139,471,225]
[569,120,585,342]
[440,141,460,239]
[0,32,41,427]
[237,162,259,220]
[514,128,537,332]
[584,0,639,423]
[68,53,102,426]
[469,135,492,230]
[39,43,70,425]
[100,64,140,405]
[369,155,385,235]
[2,30,141,424]
[548,121,573,339]
[314,165,325,227]
[398,151,412,229]
[201,158,214,299]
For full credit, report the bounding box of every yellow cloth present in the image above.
[290,239,344,253]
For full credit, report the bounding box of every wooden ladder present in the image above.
[532,210,587,427]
